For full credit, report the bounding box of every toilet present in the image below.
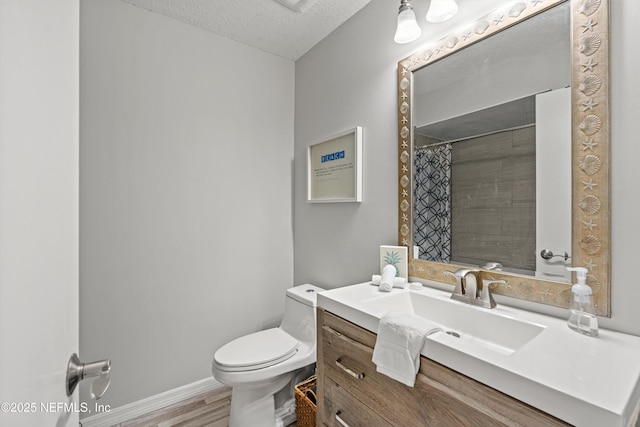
[211,283,324,427]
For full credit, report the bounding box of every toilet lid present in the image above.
[214,328,298,371]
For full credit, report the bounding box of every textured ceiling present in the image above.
[119,0,373,60]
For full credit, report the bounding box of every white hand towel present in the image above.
[393,277,407,289]
[371,274,407,290]
[379,264,396,292]
[372,312,442,387]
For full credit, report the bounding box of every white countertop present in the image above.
[317,281,640,427]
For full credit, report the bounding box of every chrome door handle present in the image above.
[66,353,111,399]
[540,249,570,261]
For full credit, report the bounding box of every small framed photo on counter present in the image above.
[307,126,362,203]
[380,245,408,279]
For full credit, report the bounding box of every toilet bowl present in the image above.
[211,283,324,427]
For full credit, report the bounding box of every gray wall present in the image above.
[294,0,640,336]
[293,1,402,289]
[80,0,294,410]
[451,127,536,272]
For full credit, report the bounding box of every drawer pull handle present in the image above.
[335,410,349,427]
[335,358,365,379]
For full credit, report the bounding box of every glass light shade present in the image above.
[394,8,421,44]
[426,0,459,23]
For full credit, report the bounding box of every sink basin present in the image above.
[361,291,545,355]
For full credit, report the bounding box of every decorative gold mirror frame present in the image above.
[397,0,610,316]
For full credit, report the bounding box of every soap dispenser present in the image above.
[566,267,599,337]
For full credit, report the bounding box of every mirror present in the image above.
[397,0,611,315]
[413,3,570,281]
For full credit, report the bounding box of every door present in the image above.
[536,87,572,281]
[0,0,80,426]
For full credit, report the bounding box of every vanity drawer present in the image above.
[322,375,392,427]
[322,322,499,425]
[320,310,569,427]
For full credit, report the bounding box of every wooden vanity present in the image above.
[316,308,569,426]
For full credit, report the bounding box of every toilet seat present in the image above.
[214,328,298,372]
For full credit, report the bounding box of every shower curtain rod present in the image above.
[415,123,535,150]
[415,140,452,150]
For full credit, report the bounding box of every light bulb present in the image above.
[426,0,459,23]
[394,5,421,44]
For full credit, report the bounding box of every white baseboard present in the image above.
[80,377,225,427]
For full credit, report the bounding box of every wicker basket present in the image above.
[294,375,317,427]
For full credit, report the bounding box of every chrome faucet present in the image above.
[445,268,477,299]
[445,269,505,309]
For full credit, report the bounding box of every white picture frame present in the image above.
[307,127,362,203]
[380,245,408,280]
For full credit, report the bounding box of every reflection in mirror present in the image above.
[397,0,611,315]
[412,3,570,281]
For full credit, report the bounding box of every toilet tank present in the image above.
[280,284,324,344]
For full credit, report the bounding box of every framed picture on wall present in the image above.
[307,126,363,203]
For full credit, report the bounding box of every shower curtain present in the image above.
[413,144,452,262]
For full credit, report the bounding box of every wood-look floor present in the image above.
[114,386,297,427]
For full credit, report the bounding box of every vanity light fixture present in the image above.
[394,0,459,44]
[426,0,459,23]
[394,0,422,44]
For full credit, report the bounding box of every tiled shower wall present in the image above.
[450,127,536,271]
